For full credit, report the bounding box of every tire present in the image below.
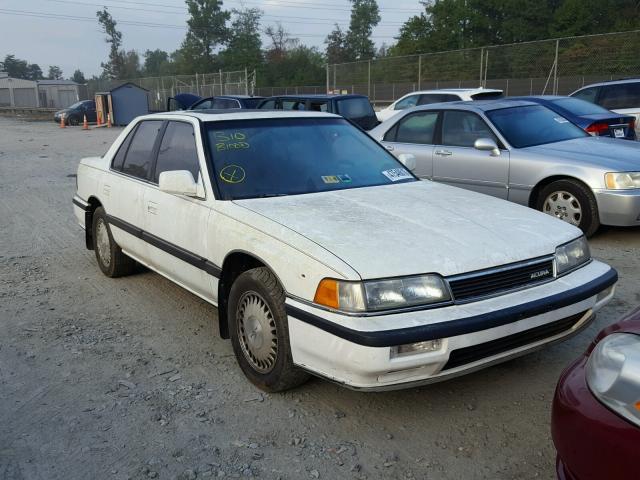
[92,207,136,277]
[228,267,310,392]
[68,115,79,126]
[536,179,600,237]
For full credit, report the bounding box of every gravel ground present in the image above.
[1,116,638,480]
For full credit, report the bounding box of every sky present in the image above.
[0,0,423,78]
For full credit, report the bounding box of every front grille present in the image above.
[442,311,587,371]
[448,258,554,302]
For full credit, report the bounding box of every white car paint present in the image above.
[73,110,617,390]
[376,88,503,122]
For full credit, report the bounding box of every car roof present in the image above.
[139,110,340,122]
[575,78,640,89]
[261,94,368,100]
[408,99,538,113]
[399,88,503,96]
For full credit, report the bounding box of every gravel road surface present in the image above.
[1,116,639,480]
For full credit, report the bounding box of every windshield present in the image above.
[550,97,611,116]
[206,117,415,200]
[336,98,375,118]
[68,101,85,109]
[486,105,588,148]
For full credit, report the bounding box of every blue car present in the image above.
[511,96,636,140]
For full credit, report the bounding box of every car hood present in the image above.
[524,137,640,170]
[234,181,580,279]
[55,108,70,115]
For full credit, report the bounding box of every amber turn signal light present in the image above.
[314,279,339,309]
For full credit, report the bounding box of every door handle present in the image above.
[435,149,452,156]
[147,201,158,215]
[385,145,394,151]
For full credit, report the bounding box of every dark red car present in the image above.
[552,306,640,480]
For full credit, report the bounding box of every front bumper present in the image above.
[286,260,616,390]
[593,188,640,226]
[552,355,640,480]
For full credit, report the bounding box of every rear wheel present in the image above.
[536,179,600,237]
[92,207,136,277]
[228,267,310,392]
[68,115,79,126]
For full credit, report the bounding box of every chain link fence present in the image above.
[317,30,640,105]
[85,70,256,111]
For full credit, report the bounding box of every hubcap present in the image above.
[543,191,582,226]
[236,291,278,373]
[96,219,111,267]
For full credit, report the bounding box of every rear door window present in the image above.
[442,111,497,147]
[470,91,504,100]
[388,111,439,144]
[213,98,241,109]
[111,128,136,171]
[282,99,306,110]
[599,83,640,110]
[309,101,328,112]
[121,120,163,180]
[418,94,461,105]
[192,99,214,110]
[335,97,375,118]
[153,121,200,183]
[258,99,276,109]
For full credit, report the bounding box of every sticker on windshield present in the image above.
[214,131,250,151]
[321,174,352,184]
[382,168,412,182]
[219,165,246,184]
[553,117,569,124]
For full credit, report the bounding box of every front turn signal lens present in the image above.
[314,279,339,309]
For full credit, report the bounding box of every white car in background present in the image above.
[571,79,640,138]
[376,88,503,122]
[73,110,616,392]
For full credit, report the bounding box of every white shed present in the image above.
[0,73,40,107]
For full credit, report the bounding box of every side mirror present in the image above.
[474,138,501,157]
[158,170,199,197]
[397,153,417,171]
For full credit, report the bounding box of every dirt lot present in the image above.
[0,116,638,480]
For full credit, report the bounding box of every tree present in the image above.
[390,12,433,56]
[71,69,86,84]
[97,8,124,79]
[144,49,170,76]
[219,8,263,70]
[325,25,349,64]
[344,0,380,61]
[26,64,44,80]
[179,0,230,72]
[264,23,297,63]
[47,65,63,80]
[121,50,142,79]
[1,54,29,78]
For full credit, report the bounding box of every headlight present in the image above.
[605,172,640,189]
[586,333,640,427]
[314,274,451,313]
[555,236,590,275]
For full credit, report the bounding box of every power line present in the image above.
[0,8,400,38]
[40,0,408,26]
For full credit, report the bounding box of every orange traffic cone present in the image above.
[107,112,112,128]
[59,113,65,128]
[82,114,89,130]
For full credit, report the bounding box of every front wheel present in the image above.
[68,115,79,126]
[228,267,310,392]
[536,179,600,237]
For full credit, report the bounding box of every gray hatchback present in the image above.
[369,100,640,236]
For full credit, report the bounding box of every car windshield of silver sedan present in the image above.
[486,105,588,148]
[206,117,416,199]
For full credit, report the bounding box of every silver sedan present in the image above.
[369,100,640,236]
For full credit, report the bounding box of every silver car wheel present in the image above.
[236,291,278,373]
[543,190,582,226]
[96,219,112,267]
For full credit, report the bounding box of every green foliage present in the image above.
[47,65,63,80]
[144,49,172,76]
[1,54,29,78]
[97,9,124,79]
[345,0,381,60]
[26,64,44,80]
[179,0,230,73]
[71,69,86,84]
[218,8,263,71]
[325,25,349,64]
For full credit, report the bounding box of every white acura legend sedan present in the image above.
[73,111,617,391]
